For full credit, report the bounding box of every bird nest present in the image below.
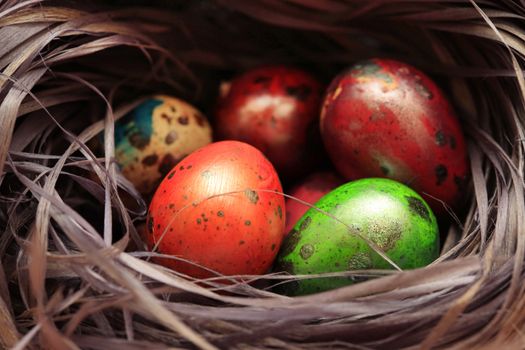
[1,1,524,349]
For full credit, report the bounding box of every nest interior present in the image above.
[1,0,525,349]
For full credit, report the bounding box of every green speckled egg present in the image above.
[275,178,439,295]
[115,95,212,196]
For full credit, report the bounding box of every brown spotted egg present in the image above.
[115,95,212,196]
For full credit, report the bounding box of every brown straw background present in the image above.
[1,0,525,348]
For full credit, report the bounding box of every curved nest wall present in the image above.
[0,1,525,349]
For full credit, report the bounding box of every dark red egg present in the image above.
[214,65,323,180]
[320,59,469,213]
[146,141,285,278]
[285,171,343,233]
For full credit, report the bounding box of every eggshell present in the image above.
[276,178,439,295]
[214,66,324,180]
[115,95,212,196]
[285,171,343,233]
[320,59,469,213]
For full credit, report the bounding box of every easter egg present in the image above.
[320,59,468,213]
[275,178,439,295]
[285,171,343,234]
[214,65,324,180]
[115,95,212,196]
[146,141,285,278]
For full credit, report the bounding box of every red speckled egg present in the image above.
[146,141,285,278]
[214,65,323,180]
[320,59,469,212]
[285,171,343,233]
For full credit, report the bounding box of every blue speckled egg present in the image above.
[115,95,212,195]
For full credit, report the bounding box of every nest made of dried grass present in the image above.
[1,0,525,349]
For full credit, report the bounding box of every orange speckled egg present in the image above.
[146,141,285,278]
